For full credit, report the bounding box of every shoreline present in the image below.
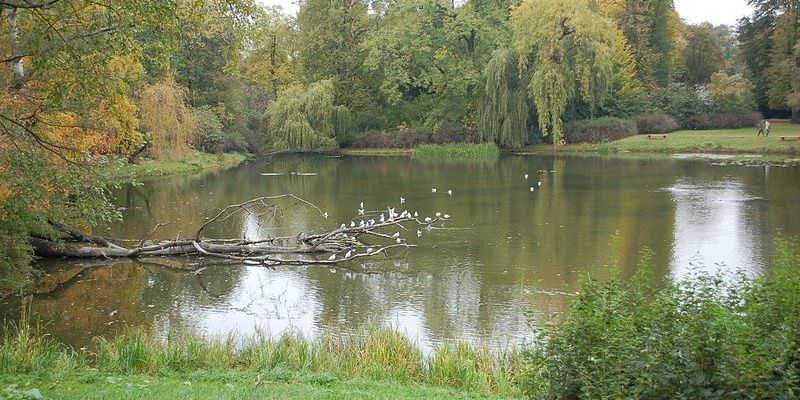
[102,152,253,183]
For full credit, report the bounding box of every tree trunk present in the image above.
[793,107,799,123]
[4,6,25,87]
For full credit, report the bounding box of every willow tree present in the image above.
[264,80,350,151]
[511,0,616,145]
[478,48,529,147]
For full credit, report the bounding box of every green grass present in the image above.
[103,151,251,182]
[339,148,414,156]
[527,121,800,157]
[0,327,522,399]
[412,143,500,161]
[0,373,516,399]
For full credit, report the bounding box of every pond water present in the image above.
[2,154,799,351]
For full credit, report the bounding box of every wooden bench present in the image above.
[779,136,800,141]
[646,134,668,140]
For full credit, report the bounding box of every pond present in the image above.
[2,154,799,351]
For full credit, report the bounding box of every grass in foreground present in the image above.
[528,122,800,156]
[0,327,522,399]
[103,151,251,182]
[413,143,500,161]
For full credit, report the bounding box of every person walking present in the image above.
[757,120,771,137]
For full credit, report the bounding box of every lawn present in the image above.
[0,373,517,400]
[528,121,800,156]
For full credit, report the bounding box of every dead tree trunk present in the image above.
[32,195,451,268]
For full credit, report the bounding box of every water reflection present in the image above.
[2,155,798,351]
[668,178,765,279]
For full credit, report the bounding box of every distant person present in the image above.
[757,120,771,137]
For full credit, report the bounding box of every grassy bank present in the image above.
[104,152,251,182]
[413,143,500,161]
[0,327,521,399]
[528,122,800,157]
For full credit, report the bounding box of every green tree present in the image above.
[478,48,529,147]
[682,23,727,85]
[297,0,374,117]
[264,80,350,150]
[615,0,676,87]
[511,0,616,145]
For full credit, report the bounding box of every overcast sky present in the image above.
[259,0,754,27]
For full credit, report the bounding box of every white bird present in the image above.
[367,248,374,254]
[447,189,453,196]
[360,201,364,209]
[443,214,450,219]
[396,238,402,243]
[525,174,529,180]
[417,230,422,237]
[323,212,329,219]
[379,214,385,223]
[345,250,352,258]
[392,232,400,238]
[400,197,406,204]
[424,217,432,222]
[538,181,542,187]
[328,254,336,260]
[340,223,346,229]
[369,219,375,225]
[530,187,535,192]
[350,221,355,227]
[436,212,441,217]
[431,188,437,193]
[413,211,419,218]
[329,268,336,273]
[359,220,365,227]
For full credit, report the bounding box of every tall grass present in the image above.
[525,239,800,399]
[412,143,500,161]
[0,325,521,396]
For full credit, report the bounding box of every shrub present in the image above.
[429,125,480,145]
[343,130,429,149]
[192,106,225,153]
[634,114,680,134]
[563,117,638,144]
[524,239,800,399]
[652,83,714,127]
[684,111,762,130]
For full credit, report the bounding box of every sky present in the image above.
[258,0,754,27]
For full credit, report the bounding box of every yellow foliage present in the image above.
[138,77,198,161]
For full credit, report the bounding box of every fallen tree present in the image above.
[30,194,450,267]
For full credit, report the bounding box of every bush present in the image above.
[343,130,429,149]
[684,111,762,130]
[343,125,480,149]
[634,114,680,134]
[524,239,800,399]
[428,125,480,145]
[192,106,225,153]
[652,83,714,127]
[563,117,638,144]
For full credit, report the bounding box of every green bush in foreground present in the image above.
[412,143,500,161]
[525,240,800,399]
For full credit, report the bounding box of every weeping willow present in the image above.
[264,80,350,151]
[511,0,615,146]
[478,48,530,148]
[139,77,198,161]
